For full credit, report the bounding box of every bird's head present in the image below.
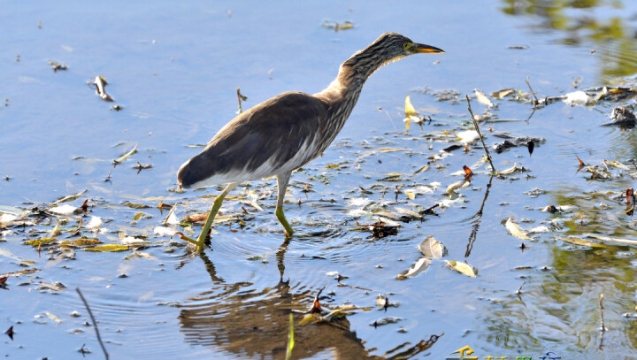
[343,32,444,71]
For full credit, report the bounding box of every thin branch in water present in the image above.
[525,76,539,105]
[465,95,497,174]
[76,288,109,360]
[236,88,248,114]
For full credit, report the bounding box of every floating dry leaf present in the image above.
[49,223,61,237]
[491,88,515,99]
[60,238,101,247]
[403,95,419,131]
[396,257,431,280]
[419,236,447,259]
[585,234,637,246]
[53,189,88,205]
[394,208,422,220]
[505,217,533,241]
[122,200,150,209]
[404,189,416,200]
[474,89,493,108]
[446,180,469,194]
[93,75,113,101]
[370,317,402,327]
[23,238,57,247]
[558,236,605,248]
[498,163,518,176]
[113,144,138,165]
[44,311,63,324]
[413,164,430,175]
[84,244,129,252]
[444,260,478,278]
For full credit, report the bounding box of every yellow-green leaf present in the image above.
[23,238,57,247]
[445,260,478,278]
[84,244,129,252]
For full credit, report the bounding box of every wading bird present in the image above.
[178,32,444,252]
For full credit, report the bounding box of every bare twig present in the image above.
[465,95,497,174]
[236,88,247,114]
[76,288,109,360]
[525,76,539,105]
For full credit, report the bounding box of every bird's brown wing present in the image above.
[178,91,328,187]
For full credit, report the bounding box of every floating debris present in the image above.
[505,217,533,241]
[444,260,478,278]
[48,60,67,72]
[322,20,354,32]
[602,106,636,128]
[113,144,138,166]
[92,75,114,102]
[418,236,447,259]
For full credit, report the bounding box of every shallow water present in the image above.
[3,1,637,359]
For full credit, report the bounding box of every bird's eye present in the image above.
[403,43,410,50]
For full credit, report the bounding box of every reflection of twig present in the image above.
[465,222,479,258]
[475,175,494,218]
[465,174,494,258]
[525,107,536,124]
[384,332,444,359]
[76,288,109,360]
[599,293,605,350]
[465,96,497,174]
[198,250,225,283]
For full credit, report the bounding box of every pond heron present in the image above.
[178,32,443,252]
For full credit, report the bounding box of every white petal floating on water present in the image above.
[418,236,447,259]
[505,217,533,241]
[121,236,146,246]
[457,130,480,144]
[528,225,551,234]
[347,197,372,207]
[563,91,594,106]
[0,213,19,227]
[49,204,77,215]
[154,226,177,237]
[86,216,102,230]
[444,260,478,278]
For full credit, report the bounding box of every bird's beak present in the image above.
[414,43,444,54]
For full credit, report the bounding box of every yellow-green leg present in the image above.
[276,173,294,237]
[180,182,238,252]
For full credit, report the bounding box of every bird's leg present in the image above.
[191,182,238,252]
[275,172,294,237]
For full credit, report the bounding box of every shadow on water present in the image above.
[177,251,443,359]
